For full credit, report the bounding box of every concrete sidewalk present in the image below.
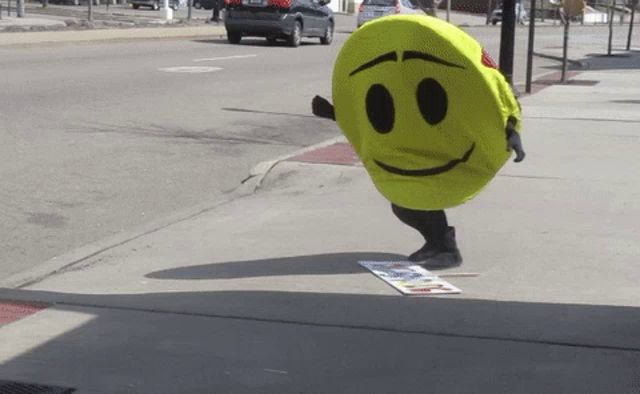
[0,55,639,393]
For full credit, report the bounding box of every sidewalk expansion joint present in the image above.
[50,300,640,354]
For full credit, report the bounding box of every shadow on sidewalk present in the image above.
[581,50,640,71]
[0,285,639,392]
[146,252,405,279]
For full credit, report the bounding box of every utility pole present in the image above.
[499,0,517,83]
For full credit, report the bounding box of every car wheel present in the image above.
[287,21,302,48]
[491,20,497,25]
[132,3,139,8]
[152,1,159,9]
[228,31,242,44]
[193,0,201,8]
[320,21,333,45]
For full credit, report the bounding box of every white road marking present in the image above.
[193,54,258,62]
[158,66,223,73]
[263,369,289,375]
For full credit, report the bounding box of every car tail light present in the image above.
[481,49,498,69]
[395,0,400,13]
[268,0,291,7]
[225,0,241,5]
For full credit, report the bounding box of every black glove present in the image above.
[312,95,336,121]
[506,116,525,162]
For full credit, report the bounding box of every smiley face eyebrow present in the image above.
[349,52,398,77]
[402,51,465,69]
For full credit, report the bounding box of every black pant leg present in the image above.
[391,204,448,246]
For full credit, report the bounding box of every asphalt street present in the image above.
[0,17,635,281]
[0,35,344,279]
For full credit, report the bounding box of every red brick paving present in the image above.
[0,301,49,326]
[287,142,360,166]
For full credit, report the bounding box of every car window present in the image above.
[362,0,395,6]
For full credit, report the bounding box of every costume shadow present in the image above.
[146,252,405,280]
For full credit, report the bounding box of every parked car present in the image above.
[357,0,422,28]
[224,0,334,47]
[193,0,216,9]
[131,0,180,10]
[490,3,528,24]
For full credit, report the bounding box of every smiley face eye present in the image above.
[416,78,448,125]
[366,84,395,134]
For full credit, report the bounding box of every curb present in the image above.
[0,175,262,289]
[0,136,345,289]
[0,24,226,46]
[245,135,347,192]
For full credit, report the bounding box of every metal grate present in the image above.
[0,380,75,394]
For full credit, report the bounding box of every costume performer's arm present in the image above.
[312,95,335,121]
[506,115,525,162]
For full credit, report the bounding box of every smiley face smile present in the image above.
[374,143,475,177]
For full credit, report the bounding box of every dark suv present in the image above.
[224,0,334,47]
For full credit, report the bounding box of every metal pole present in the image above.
[561,17,569,81]
[608,0,615,55]
[187,0,192,19]
[446,0,450,22]
[486,0,493,24]
[88,0,93,21]
[525,0,536,92]
[164,0,172,20]
[627,2,636,50]
[499,0,517,83]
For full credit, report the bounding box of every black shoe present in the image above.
[422,227,463,269]
[422,249,462,269]
[407,243,439,262]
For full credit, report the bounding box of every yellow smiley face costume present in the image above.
[332,15,521,210]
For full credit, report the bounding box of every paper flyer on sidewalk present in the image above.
[359,261,462,295]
